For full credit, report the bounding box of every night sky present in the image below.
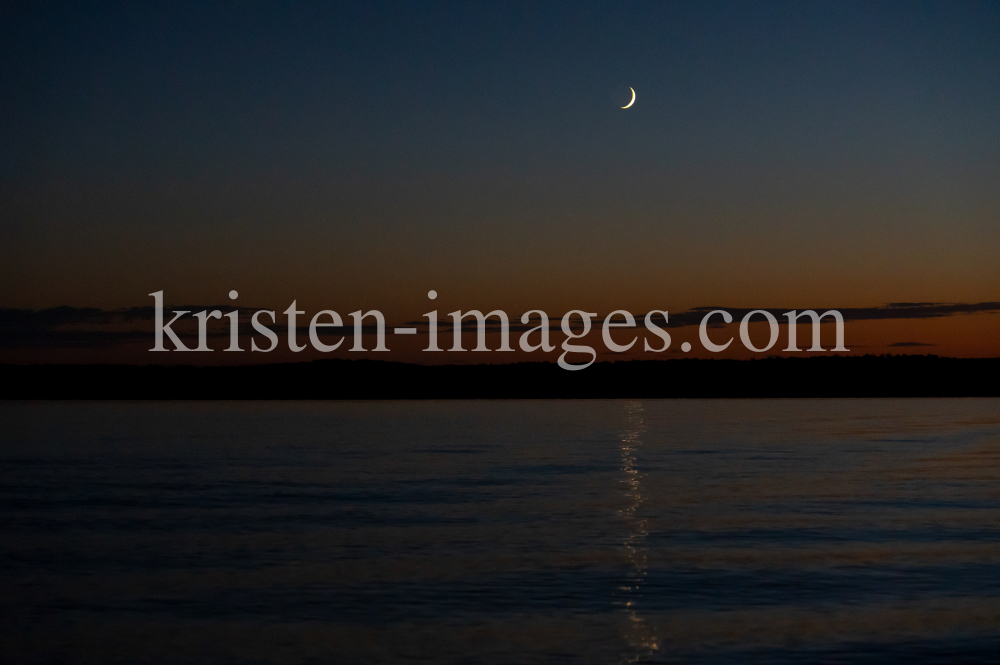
[2,1,998,361]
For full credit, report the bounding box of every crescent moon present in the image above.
[621,87,635,109]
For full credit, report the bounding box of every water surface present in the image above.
[1,399,998,663]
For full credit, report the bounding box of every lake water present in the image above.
[1,399,998,664]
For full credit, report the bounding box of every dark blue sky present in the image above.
[5,2,999,178]
[1,1,998,322]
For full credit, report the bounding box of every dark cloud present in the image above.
[835,302,1000,321]
[0,302,997,349]
[0,330,151,349]
[674,302,1000,327]
[0,305,248,329]
[0,306,376,349]
[407,302,1000,332]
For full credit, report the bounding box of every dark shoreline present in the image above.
[1,355,997,399]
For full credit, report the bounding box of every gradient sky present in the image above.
[1,1,998,361]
